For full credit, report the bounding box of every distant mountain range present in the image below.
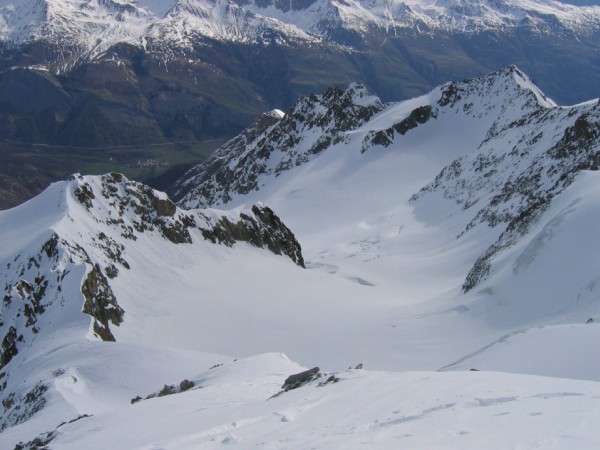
[1,0,600,209]
[2,0,599,103]
[2,0,599,49]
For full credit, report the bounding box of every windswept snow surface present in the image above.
[0,172,501,448]
[442,323,600,380]
[176,69,600,341]
[8,356,600,450]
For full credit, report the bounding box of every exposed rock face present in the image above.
[0,383,48,432]
[173,84,385,208]
[410,72,600,292]
[362,105,437,151]
[73,173,197,245]
[282,367,321,391]
[70,174,305,266]
[132,378,197,404]
[0,233,66,370]
[200,205,305,267]
[152,197,177,217]
[81,265,124,342]
[0,328,19,370]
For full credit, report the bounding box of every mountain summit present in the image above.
[174,65,558,210]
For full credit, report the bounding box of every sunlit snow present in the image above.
[1,68,600,448]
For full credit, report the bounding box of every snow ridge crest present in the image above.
[173,83,385,208]
[0,172,304,380]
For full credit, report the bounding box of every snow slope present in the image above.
[3,68,600,448]
[175,65,600,373]
[442,323,600,380]
[8,356,600,450]
[177,66,596,311]
[0,171,504,446]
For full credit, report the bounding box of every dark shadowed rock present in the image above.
[1,383,48,432]
[152,197,177,217]
[282,367,320,391]
[0,327,19,370]
[362,105,436,152]
[81,264,124,342]
[200,205,305,267]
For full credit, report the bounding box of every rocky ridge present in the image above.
[1,172,304,362]
[173,83,385,208]
[174,66,600,292]
[0,172,303,430]
[413,98,600,292]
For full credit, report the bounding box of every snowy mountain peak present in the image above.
[504,65,557,108]
[343,82,385,108]
[352,64,559,156]
[0,0,155,54]
[411,71,600,291]
[173,83,385,208]
[437,65,556,113]
[174,66,556,209]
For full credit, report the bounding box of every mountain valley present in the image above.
[1,0,600,208]
[1,66,600,448]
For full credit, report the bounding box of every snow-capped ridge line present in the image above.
[173,82,386,208]
[174,65,600,307]
[412,76,600,291]
[174,65,557,209]
[1,0,599,57]
[0,172,305,386]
